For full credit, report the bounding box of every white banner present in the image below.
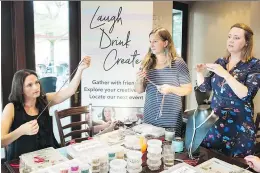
[81,1,153,109]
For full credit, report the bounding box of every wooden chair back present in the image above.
[254,112,260,155]
[54,105,93,147]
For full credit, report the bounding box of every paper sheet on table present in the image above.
[161,163,200,173]
[132,123,165,137]
[196,158,252,173]
[169,166,197,173]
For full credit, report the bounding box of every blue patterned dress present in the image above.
[199,57,260,157]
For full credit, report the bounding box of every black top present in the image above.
[6,97,59,161]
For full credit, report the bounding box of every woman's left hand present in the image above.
[103,121,112,128]
[78,56,91,71]
[159,84,173,95]
[206,63,229,78]
[103,121,117,132]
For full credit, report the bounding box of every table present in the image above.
[1,130,255,173]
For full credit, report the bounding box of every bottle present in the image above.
[139,136,147,153]
[165,128,175,142]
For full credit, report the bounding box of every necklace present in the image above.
[145,76,165,119]
[156,59,169,70]
[220,63,229,93]
[188,108,216,159]
[157,58,168,65]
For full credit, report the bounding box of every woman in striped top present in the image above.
[135,27,192,137]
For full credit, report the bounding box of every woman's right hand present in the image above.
[136,68,146,82]
[244,155,260,172]
[19,120,39,136]
[195,63,206,73]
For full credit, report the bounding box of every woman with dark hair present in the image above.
[1,56,91,161]
[101,107,116,122]
[92,107,116,131]
[196,23,260,157]
[135,27,192,137]
[84,107,117,135]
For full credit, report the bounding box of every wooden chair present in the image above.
[255,112,260,156]
[54,105,93,147]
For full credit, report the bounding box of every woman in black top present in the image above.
[1,56,91,161]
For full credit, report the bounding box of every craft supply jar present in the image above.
[110,159,127,173]
[165,128,175,142]
[80,164,90,173]
[147,139,162,148]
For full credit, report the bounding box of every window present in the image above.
[33,1,71,142]
[34,1,69,89]
[172,1,188,62]
[172,9,183,56]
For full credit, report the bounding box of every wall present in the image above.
[250,2,260,119]
[0,1,3,160]
[153,1,173,35]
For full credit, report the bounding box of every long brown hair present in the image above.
[8,69,47,109]
[141,27,179,71]
[225,23,254,61]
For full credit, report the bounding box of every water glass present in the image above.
[165,128,175,141]
[147,139,162,148]
[163,144,175,170]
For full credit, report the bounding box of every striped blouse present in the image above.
[143,57,191,137]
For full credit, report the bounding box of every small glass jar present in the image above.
[165,128,175,141]
[70,164,80,173]
[110,159,127,172]
[147,139,162,148]
[80,164,90,173]
[59,166,70,173]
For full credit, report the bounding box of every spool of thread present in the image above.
[81,169,89,173]
[60,167,69,173]
[81,171,89,173]
[108,152,116,161]
[80,164,90,173]
[172,137,184,153]
[71,165,79,173]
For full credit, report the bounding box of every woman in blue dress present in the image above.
[196,23,260,157]
[135,27,192,137]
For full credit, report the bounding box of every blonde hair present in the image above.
[141,27,179,70]
[225,23,254,62]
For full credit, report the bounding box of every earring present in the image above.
[164,48,168,56]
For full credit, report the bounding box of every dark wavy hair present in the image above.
[101,107,115,122]
[8,69,47,110]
